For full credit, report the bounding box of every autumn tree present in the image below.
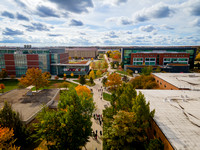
[19,68,50,91]
[0,83,5,93]
[154,66,161,73]
[75,85,92,98]
[79,75,86,85]
[97,61,101,69]
[106,73,122,91]
[195,53,200,61]
[96,69,102,77]
[90,62,96,70]
[88,70,95,79]
[0,101,30,148]
[35,88,95,149]
[0,69,8,79]
[129,75,158,89]
[126,69,133,76]
[103,60,109,69]
[0,125,20,150]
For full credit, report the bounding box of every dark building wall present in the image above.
[4,54,16,75]
[27,54,39,68]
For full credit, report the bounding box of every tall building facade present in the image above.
[0,47,69,76]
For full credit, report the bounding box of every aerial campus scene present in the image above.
[0,0,200,150]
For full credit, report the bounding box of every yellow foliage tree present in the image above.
[75,85,92,98]
[106,73,122,91]
[195,53,200,61]
[96,70,102,77]
[0,125,20,150]
[90,62,96,70]
[19,68,50,91]
[88,70,95,79]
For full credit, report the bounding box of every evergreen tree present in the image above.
[80,75,86,85]
[0,101,31,148]
[90,77,94,84]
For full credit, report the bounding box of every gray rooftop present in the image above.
[0,89,59,124]
[153,73,200,90]
[139,90,200,150]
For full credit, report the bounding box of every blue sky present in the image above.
[0,0,200,46]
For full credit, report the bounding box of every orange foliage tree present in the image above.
[75,85,92,98]
[0,83,5,93]
[106,73,122,91]
[0,125,20,149]
[18,68,50,91]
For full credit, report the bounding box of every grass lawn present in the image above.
[0,79,19,92]
[31,80,78,91]
[115,70,132,77]
[73,79,95,87]
[103,92,112,101]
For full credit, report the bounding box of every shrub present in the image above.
[10,75,16,79]
[55,76,59,80]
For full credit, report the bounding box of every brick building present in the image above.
[122,46,196,73]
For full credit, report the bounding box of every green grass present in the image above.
[0,79,19,92]
[115,70,127,75]
[31,80,78,91]
[103,92,112,101]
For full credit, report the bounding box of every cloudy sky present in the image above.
[0,0,200,46]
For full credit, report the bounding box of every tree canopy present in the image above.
[18,68,50,91]
[106,73,122,91]
[35,88,95,149]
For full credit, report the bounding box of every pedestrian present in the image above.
[100,120,101,126]
[100,131,102,136]
[93,114,95,119]
[96,130,98,135]
[95,133,97,140]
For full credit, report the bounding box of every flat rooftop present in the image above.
[139,90,200,150]
[0,89,59,124]
[153,73,200,90]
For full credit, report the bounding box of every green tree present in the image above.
[102,77,107,86]
[0,101,31,148]
[147,139,164,150]
[115,61,119,68]
[35,88,95,149]
[90,77,94,84]
[110,62,114,69]
[111,83,136,112]
[104,111,145,150]
[154,66,161,73]
[120,62,124,69]
[141,66,153,76]
[79,75,86,85]
[132,92,155,130]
